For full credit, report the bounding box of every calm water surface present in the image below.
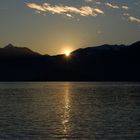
[0,82,140,140]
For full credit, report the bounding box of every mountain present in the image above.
[0,41,140,81]
[72,44,126,55]
[0,44,41,58]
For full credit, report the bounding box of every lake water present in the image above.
[0,82,140,140]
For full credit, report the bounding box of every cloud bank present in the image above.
[26,2,104,17]
[26,1,139,26]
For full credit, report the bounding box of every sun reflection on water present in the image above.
[62,85,71,135]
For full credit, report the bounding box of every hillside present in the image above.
[0,41,140,81]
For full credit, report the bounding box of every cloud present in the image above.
[26,2,104,17]
[123,13,140,25]
[106,3,119,9]
[129,16,140,25]
[96,2,101,5]
[27,3,46,12]
[85,0,101,5]
[106,2,129,11]
[122,6,129,10]
[85,0,93,3]
[123,13,129,16]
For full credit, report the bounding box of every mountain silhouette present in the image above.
[0,44,40,57]
[0,41,140,81]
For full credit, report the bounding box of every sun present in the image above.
[64,49,71,57]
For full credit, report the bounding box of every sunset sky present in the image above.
[0,0,140,55]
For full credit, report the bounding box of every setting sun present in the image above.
[64,50,71,57]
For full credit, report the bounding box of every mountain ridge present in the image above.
[0,44,41,57]
[0,41,140,81]
[1,41,140,56]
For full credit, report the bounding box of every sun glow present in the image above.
[64,49,71,57]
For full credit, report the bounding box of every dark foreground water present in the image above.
[0,82,140,140]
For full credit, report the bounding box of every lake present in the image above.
[0,82,140,140]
